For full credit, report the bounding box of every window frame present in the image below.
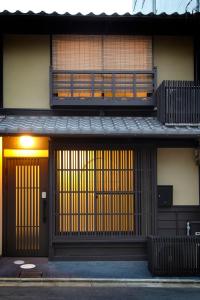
[49,141,157,243]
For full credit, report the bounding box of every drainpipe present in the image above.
[152,0,156,14]
[186,221,190,236]
[197,0,200,12]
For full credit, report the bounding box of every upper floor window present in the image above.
[50,35,156,106]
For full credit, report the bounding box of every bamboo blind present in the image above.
[52,35,152,71]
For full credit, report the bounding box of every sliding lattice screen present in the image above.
[55,150,135,237]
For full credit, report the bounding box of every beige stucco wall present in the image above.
[0,137,2,255]
[157,148,199,206]
[3,35,50,109]
[154,36,194,85]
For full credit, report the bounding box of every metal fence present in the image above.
[156,80,200,124]
[148,236,200,275]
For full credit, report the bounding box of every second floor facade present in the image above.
[0,12,200,124]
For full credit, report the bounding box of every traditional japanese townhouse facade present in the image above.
[0,10,200,261]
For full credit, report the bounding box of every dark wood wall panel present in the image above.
[158,206,200,236]
[135,146,157,236]
[194,35,200,81]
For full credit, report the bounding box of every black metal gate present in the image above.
[5,158,49,256]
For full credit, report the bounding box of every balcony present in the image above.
[50,68,157,107]
[156,81,200,125]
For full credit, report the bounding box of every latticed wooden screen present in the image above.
[55,150,135,237]
[15,163,40,251]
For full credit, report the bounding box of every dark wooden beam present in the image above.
[0,35,3,108]
[0,107,156,117]
[0,14,199,35]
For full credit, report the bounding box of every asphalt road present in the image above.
[0,287,200,300]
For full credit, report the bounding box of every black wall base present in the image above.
[49,241,147,261]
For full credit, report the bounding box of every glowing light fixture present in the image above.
[14,260,25,265]
[4,149,48,158]
[19,136,34,148]
[20,264,36,269]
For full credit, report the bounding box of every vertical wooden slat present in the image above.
[157,80,200,124]
[16,165,18,250]
[148,236,200,276]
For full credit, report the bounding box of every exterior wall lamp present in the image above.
[19,136,34,148]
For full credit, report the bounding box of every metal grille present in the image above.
[55,150,135,237]
[15,161,40,251]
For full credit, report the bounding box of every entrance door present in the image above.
[5,158,48,257]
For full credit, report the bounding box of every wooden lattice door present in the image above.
[5,158,48,256]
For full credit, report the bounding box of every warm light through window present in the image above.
[19,136,34,148]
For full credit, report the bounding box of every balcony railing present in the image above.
[156,80,200,124]
[50,68,157,106]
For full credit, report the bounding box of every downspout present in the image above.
[152,0,156,14]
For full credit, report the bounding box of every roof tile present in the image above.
[0,115,200,138]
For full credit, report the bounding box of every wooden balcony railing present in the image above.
[50,67,157,106]
[156,80,200,124]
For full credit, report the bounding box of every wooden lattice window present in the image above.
[55,149,135,237]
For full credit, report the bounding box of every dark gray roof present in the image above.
[0,115,199,138]
[0,10,194,17]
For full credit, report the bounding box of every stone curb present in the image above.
[0,278,200,287]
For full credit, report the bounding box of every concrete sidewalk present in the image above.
[0,258,152,279]
[0,257,200,287]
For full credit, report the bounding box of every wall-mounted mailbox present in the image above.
[188,221,200,236]
[157,185,173,208]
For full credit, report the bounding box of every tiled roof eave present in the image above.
[0,115,199,138]
[0,10,196,17]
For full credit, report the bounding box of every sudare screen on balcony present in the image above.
[51,35,156,105]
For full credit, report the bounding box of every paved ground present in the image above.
[1,257,200,279]
[0,287,200,300]
[0,257,200,280]
[0,257,153,278]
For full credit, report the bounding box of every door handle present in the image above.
[43,199,47,223]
